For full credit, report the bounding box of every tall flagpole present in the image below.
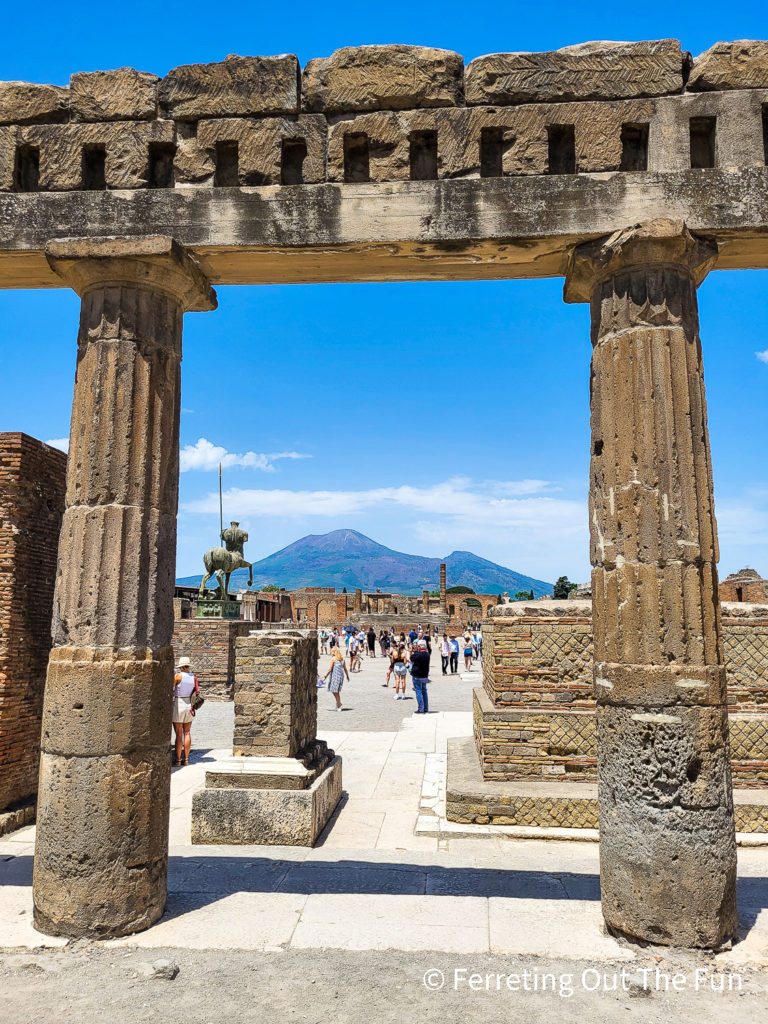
[219,462,223,543]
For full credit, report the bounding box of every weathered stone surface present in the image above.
[191,756,342,845]
[565,219,737,949]
[70,68,159,121]
[41,646,173,756]
[303,44,463,113]
[174,115,326,186]
[159,54,299,120]
[33,748,170,937]
[326,99,657,181]
[466,39,685,106]
[233,631,318,757]
[688,40,768,91]
[34,238,216,939]
[597,705,737,946]
[18,120,175,190]
[0,81,68,125]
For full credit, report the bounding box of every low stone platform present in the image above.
[447,736,768,833]
[191,755,342,846]
[204,740,334,791]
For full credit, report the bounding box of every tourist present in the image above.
[367,626,377,657]
[323,647,349,711]
[349,633,362,672]
[319,628,329,654]
[388,643,409,699]
[172,656,198,766]
[448,635,459,674]
[439,634,449,675]
[463,634,474,671]
[379,630,390,657]
[474,631,482,660]
[410,639,430,714]
[409,627,417,646]
[329,629,338,649]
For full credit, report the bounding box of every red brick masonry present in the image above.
[0,433,65,814]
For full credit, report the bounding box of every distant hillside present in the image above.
[178,528,552,597]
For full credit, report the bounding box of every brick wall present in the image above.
[233,630,318,758]
[476,613,768,787]
[172,619,252,700]
[0,433,66,814]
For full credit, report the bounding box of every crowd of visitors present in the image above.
[318,623,482,713]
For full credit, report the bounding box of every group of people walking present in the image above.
[318,623,482,715]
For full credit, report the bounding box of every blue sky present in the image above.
[3,2,768,585]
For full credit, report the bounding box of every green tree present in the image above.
[514,590,531,601]
[553,576,577,600]
[447,585,475,594]
[262,583,280,592]
[342,587,347,594]
[465,598,481,608]
[429,590,440,597]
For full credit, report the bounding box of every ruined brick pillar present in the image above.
[439,563,447,613]
[353,588,362,612]
[565,220,737,948]
[33,237,216,938]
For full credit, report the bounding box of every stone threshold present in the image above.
[414,736,768,846]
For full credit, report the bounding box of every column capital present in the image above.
[563,218,718,304]
[45,235,217,312]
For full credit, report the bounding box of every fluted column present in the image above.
[33,236,216,938]
[565,220,737,948]
[439,563,447,614]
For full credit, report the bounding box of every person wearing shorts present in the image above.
[172,657,198,766]
[388,644,409,699]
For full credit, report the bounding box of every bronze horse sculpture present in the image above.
[199,521,253,599]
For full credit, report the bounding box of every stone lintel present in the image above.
[563,218,719,303]
[45,235,217,312]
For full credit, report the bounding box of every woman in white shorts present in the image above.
[172,656,197,766]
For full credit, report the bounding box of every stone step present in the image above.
[446,735,768,834]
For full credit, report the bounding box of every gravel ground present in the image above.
[1,944,765,1024]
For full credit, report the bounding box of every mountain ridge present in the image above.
[177,529,553,597]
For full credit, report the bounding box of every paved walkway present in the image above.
[1,645,767,974]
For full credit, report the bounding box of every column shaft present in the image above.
[566,221,737,948]
[33,237,215,938]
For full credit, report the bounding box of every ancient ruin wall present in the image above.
[477,610,768,786]
[1,41,767,196]
[0,434,66,817]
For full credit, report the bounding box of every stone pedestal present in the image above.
[195,598,241,619]
[192,629,342,845]
[565,220,737,948]
[33,236,215,938]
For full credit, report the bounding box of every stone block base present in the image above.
[205,740,335,791]
[447,736,768,833]
[0,797,35,838]
[191,755,342,846]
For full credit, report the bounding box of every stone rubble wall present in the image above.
[1,40,767,192]
[233,630,318,758]
[0,434,66,818]
[477,610,768,787]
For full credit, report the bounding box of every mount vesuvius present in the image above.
[177,529,552,597]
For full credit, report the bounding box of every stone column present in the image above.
[422,589,430,614]
[439,563,447,613]
[33,236,216,938]
[353,588,362,613]
[564,220,737,949]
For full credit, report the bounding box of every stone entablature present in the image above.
[1,41,767,196]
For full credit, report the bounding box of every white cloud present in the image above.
[183,476,584,529]
[46,437,69,453]
[180,438,310,473]
[756,350,768,364]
